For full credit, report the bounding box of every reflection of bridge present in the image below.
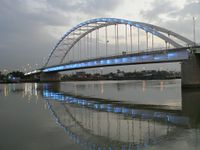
[3,83,199,149]
[41,83,200,150]
[26,18,200,87]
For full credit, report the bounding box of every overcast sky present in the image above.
[0,0,199,72]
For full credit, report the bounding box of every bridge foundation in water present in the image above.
[181,53,200,88]
[40,72,61,82]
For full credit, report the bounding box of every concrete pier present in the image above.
[182,89,200,125]
[40,72,61,82]
[181,53,200,88]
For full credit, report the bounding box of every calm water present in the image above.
[0,80,200,150]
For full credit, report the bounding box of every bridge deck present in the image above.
[42,47,190,73]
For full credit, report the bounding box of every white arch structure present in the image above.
[45,18,195,67]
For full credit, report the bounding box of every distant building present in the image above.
[122,51,127,55]
[8,76,21,82]
[117,70,125,77]
[76,71,87,78]
[76,71,86,76]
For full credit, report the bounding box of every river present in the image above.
[0,80,200,150]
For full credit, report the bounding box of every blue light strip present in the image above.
[43,90,190,126]
[43,50,189,73]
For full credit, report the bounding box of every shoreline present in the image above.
[0,78,180,84]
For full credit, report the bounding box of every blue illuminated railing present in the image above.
[43,90,189,126]
[43,49,189,73]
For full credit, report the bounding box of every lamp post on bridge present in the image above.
[35,63,38,70]
[193,16,196,45]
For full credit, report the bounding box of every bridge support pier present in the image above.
[181,53,200,88]
[40,72,61,82]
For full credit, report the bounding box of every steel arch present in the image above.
[45,18,195,67]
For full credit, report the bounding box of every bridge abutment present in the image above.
[181,53,200,88]
[40,72,61,82]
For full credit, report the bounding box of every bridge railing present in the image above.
[67,46,183,64]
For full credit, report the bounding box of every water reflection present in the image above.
[1,82,200,150]
[4,84,8,96]
[142,80,146,92]
[0,83,46,108]
[2,84,18,97]
[160,81,164,91]
[41,83,200,150]
[59,80,181,107]
[1,83,39,97]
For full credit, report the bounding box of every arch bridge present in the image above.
[27,18,200,87]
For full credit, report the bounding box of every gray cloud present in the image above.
[0,0,122,71]
[46,0,81,12]
[0,0,70,70]
[47,0,121,16]
[169,1,200,17]
[141,0,200,22]
[141,0,177,21]
[80,0,121,15]
[141,0,200,43]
